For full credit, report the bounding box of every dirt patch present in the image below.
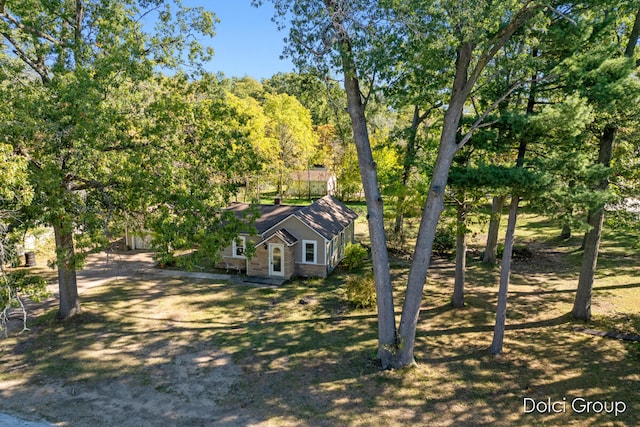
[1,252,257,426]
[1,346,254,426]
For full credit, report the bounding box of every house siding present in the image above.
[214,234,261,272]
[284,244,295,279]
[287,168,337,197]
[266,216,327,264]
[289,180,329,197]
[246,236,296,280]
[247,243,268,277]
[125,232,153,250]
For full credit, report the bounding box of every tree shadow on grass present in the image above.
[3,257,640,426]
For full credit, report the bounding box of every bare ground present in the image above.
[1,252,260,426]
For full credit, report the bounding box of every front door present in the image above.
[268,244,285,277]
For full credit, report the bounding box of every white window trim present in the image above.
[232,236,246,258]
[302,239,317,264]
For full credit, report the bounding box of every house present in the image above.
[287,167,337,198]
[216,195,358,279]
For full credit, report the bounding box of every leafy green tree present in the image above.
[490,93,593,354]
[228,76,266,100]
[0,120,49,335]
[138,75,263,268]
[262,93,318,195]
[0,0,216,319]
[264,71,343,126]
[570,7,640,320]
[225,90,274,202]
[257,0,552,368]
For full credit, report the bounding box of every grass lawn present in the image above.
[0,211,638,426]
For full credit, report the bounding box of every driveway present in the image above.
[76,250,284,288]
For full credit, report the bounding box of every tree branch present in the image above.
[0,10,68,48]
[457,78,528,149]
[625,7,640,59]
[64,175,113,192]
[1,32,50,84]
[74,0,84,64]
[466,3,542,92]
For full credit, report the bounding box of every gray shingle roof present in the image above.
[227,195,357,241]
[296,196,359,240]
[226,203,302,234]
[263,229,298,246]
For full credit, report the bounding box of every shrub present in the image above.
[433,224,456,255]
[342,243,369,271]
[344,271,376,309]
[497,243,533,260]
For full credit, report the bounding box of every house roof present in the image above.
[227,195,357,241]
[261,228,298,246]
[226,203,302,234]
[296,196,359,240]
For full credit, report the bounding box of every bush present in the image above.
[433,224,456,255]
[344,271,376,309]
[342,243,369,271]
[497,243,533,260]
[154,251,176,268]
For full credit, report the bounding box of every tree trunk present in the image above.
[343,72,396,366]
[323,1,535,369]
[53,223,80,320]
[573,125,615,320]
[483,195,505,264]
[393,43,475,367]
[327,1,396,367]
[452,195,467,308]
[573,208,605,320]
[560,223,572,240]
[489,52,536,354]
[489,194,519,354]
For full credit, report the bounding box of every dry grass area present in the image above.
[0,213,638,426]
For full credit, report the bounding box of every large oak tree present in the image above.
[0,0,216,319]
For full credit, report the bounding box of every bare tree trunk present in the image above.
[573,125,615,320]
[452,195,467,308]
[53,223,80,320]
[488,50,537,354]
[343,73,396,366]
[573,208,605,320]
[483,195,505,264]
[323,0,539,369]
[326,0,396,367]
[489,194,519,354]
[393,44,475,367]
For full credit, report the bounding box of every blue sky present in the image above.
[185,1,295,80]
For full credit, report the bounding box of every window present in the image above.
[232,236,246,258]
[303,240,317,264]
[272,246,282,272]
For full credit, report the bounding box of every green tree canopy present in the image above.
[0,0,218,319]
